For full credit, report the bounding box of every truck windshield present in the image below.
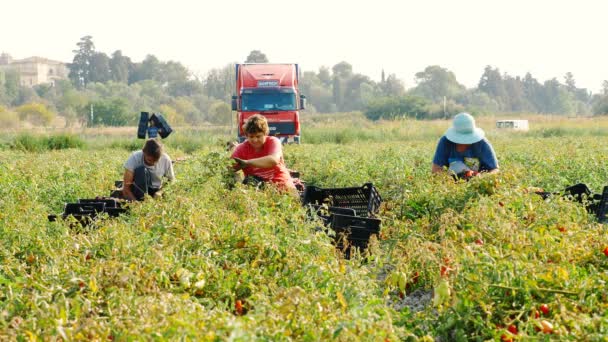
[241,91,297,111]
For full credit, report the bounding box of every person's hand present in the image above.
[463,170,480,179]
[232,157,249,170]
[153,190,163,199]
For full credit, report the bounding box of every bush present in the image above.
[364,96,431,120]
[15,102,56,126]
[0,105,20,128]
[88,98,131,126]
[10,133,85,152]
[45,134,85,150]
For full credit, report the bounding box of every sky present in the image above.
[2,0,607,93]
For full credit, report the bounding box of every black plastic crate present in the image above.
[137,112,149,139]
[330,214,381,235]
[79,198,122,209]
[595,186,608,223]
[302,183,382,217]
[64,202,106,215]
[307,204,357,226]
[330,214,381,257]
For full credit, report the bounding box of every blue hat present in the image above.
[445,113,485,144]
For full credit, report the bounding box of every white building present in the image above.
[0,53,69,87]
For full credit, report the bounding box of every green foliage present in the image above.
[411,65,466,102]
[364,96,431,120]
[15,102,56,126]
[10,133,85,151]
[245,50,269,63]
[0,105,20,128]
[69,35,96,89]
[2,119,608,339]
[592,92,608,115]
[88,98,131,126]
[207,101,231,124]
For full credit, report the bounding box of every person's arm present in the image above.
[122,169,138,201]
[232,137,282,169]
[479,139,499,174]
[432,163,444,174]
[165,156,176,182]
[234,153,280,169]
[431,137,449,173]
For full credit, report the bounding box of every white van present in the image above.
[496,119,529,131]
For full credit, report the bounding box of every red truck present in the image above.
[231,63,306,143]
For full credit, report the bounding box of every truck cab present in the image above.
[232,63,306,143]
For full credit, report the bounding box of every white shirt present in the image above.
[124,150,175,188]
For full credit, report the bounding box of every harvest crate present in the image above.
[302,183,382,218]
[330,214,382,258]
[48,198,128,225]
[595,186,608,223]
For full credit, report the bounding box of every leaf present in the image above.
[337,291,348,310]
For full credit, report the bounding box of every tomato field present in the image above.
[1,115,608,340]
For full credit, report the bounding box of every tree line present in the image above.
[1,35,608,128]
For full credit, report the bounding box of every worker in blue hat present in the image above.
[432,113,499,178]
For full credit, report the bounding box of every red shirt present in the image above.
[231,136,295,189]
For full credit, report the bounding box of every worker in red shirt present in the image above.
[231,114,296,191]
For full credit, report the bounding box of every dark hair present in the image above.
[142,138,162,160]
[243,114,269,135]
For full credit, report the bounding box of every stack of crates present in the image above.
[302,183,382,257]
[48,197,128,226]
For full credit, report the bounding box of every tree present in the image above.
[59,87,90,126]
[110,50,131,83]
[381,73,405,97]
[89,52,111,83]
[0,105,19,128]
[16,103,56,126]
[2,69,21,105]
[411,65,465,102]
[203,64,234,101]
[502,75,527,112]
[364,96,431,120]
[245,50,268,63]
[207,101,231,124]
[129,55,163,84]
[542,78,574,114]
[159,104,186,126]
[331,62,353,111]
[478,66,507,110]
[317,67,332,87]
[522,72,543,113]
[69,35,95,89]
[564,72,576,92]
[343,74,375,111]
[88,98,131,126]
[332,62,353,78]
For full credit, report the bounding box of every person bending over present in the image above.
[231,114,295,191]
[432,112,499,179]
[122,138,175,201]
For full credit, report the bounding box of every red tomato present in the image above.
[500,334,513,342]
[532,309,540,318]
[235,300,244,316]
[440,265,451,277]
[540,320,553,333]
[604,246,608,257]
[507,324,518,335]
[475,238,484,245]
[540,304,549,315]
